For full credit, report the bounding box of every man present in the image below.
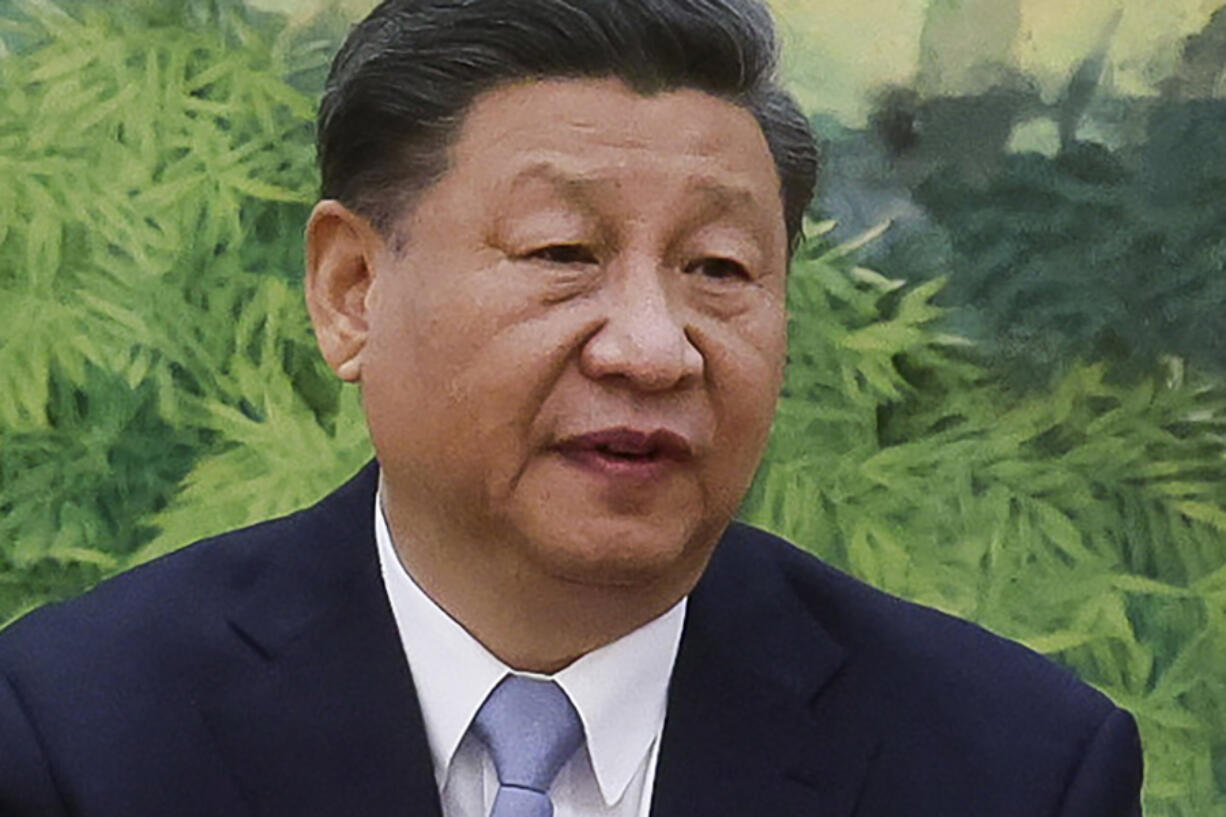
[0,1,1142,815]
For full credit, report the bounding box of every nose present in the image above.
[578,263,703,391]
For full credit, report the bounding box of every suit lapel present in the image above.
[650,524,879,817]
[191,468,876,817]
[198,464,442,817]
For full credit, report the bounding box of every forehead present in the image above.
[432,77,784,220]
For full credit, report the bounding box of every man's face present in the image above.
[358,78,788,589]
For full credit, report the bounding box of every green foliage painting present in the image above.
[1,1,1224,814]
[0,0,372,617]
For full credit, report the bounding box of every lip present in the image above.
[553,427,694,480]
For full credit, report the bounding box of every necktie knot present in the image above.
[472,675,584,798]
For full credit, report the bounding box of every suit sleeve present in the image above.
[1056,707,1144,817]
[0,671,70,817]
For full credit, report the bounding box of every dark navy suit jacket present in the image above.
[0,463,1142,816]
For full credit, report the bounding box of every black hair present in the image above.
[318,0,817,250]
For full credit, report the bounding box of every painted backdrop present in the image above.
[0,1,1223,814]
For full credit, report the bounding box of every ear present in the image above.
[305,200,383,382]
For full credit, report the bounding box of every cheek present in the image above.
[702,303,786,474]
[366,294,594,484]
[708,294,787,396]
[360,276,492,480]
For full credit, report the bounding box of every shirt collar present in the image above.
[554,593,685,805]
[374,486,686,807]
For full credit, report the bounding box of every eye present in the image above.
[527,244,598,265]
[685,257,751,281]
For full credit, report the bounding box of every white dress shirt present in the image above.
[374,490,687,817]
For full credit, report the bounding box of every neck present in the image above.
[381,494,704,674]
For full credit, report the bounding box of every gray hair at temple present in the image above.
[317,0,818,252]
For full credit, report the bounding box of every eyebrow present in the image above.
[504,160,764,216]
[687,179,760,216]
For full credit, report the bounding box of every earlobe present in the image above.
[305,200,380,383]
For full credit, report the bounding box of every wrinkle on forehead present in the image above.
[556,112,735,157]
[456,78,776,174]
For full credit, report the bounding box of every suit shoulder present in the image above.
[720,522,1121,732]
[0,515,274,679]
[0,464,376,679]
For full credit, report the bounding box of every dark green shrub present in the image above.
[743,228,1226,815]
[0,0,370,619]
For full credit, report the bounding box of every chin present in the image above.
[522,513,714,589]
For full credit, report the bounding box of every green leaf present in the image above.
[1018,630,1097,654]
[1109,574,1194,598]
[1175,501,1226,535]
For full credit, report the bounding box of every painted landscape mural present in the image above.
[0,0,1223,812]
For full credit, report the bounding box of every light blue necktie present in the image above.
[471,675,584,817]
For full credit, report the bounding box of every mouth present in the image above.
[553,427,694,479]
